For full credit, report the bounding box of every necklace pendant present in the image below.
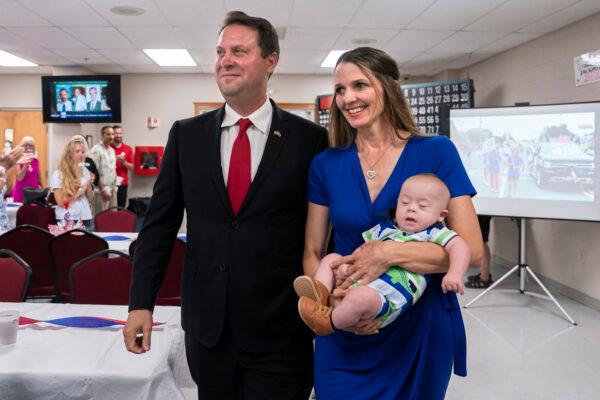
[366,170,376,179]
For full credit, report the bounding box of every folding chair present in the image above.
[49,229,109,302]
[0,225,54,298]
[15,202,56,229]
[128,238,185,306]
[0,249,31,302]
[94,207,137,232]
[69,250,132,305]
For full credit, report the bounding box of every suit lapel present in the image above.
[206,107,233,216]
[238,102,289,214]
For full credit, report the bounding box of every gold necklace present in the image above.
[361,146,390,180]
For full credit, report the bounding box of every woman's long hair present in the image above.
[329,47,423,148]
[58,135,87,198]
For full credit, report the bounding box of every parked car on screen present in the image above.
[532,143,594,188]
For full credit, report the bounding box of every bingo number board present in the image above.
[402,79,474,135]
[315,79,474,135]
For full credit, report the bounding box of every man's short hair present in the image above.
[101,125,113,136]
[221,11,279,58]
[112,125,122,131]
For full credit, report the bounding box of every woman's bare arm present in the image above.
[302,202,330,278]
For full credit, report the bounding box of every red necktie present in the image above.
[227,118,252,215]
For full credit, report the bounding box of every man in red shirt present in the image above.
[111,125,134,208]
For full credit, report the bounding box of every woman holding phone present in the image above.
[12,136,42,203]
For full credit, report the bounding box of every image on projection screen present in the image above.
[450,103,599,221]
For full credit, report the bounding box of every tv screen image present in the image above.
[450,102,599,221]
[42,75,121,123]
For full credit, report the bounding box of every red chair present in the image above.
[16,202,56,229]
[0,249,31,302]
[129,238,185,306]
[47,192,57,205]
[69,250,132,305]
[0,225,54,298]
[49,229,109,302]
[94,207,137,232]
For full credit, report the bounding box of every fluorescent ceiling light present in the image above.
[0,50,37,67]
[321,50,347,68]
[143,49,196,67]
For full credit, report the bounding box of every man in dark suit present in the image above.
[87,87,101,111]
[124,11,328,400]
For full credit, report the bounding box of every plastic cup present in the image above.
[0,310,20,346]
[116,176,123,186]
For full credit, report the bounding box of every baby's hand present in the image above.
[441,272,464,295]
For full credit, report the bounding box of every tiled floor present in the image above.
[447,264,600,400]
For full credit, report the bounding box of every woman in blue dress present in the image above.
[303,47,483,399]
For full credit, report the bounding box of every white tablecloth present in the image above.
[0,302,196,399]
[96,232,187,253]
[5,201,20,229]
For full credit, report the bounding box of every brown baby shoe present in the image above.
[298,296,334,336]
[293,276,330,306]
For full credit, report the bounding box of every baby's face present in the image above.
[395,178,448,232]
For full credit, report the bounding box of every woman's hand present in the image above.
[330,241,391,289]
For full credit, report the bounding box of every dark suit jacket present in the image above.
[87,101,101,112]
[129,101,328,352]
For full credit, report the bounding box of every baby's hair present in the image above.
[401,173,450,203]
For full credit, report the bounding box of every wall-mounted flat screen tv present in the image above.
[41,75,121,123]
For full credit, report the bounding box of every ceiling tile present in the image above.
[333,29,399,50]
[0,28,42,50]
[7,27,88,49]
[97,50,153,65]
[155,0,227,26]
[407,0,506,30]
[445,53,495,68]
[124,65,166,73]
[290,0,363,28]
[189,50,216,67]
[519,0,600,33]
[225,0,294,27]
[174,26,221,50]
[465,0,580,32]
[388,52,422,64]
[53,49,110,64]
[18,0,108,26]
[351,0,437,29]
[9,49,71,66]
[117,27,186,48]
[281,28,343,51]
[275,66,318,74]
[86,64,128,74]
[0,0,51,26]
[278,50,329,67]
[428,31,507,52]
[474,32,540,54]
[404,52,464,68]
[84,0,169,26]
[385,30,455,52]
[63,27,135,49]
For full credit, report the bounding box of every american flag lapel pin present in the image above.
[273,130,282,137]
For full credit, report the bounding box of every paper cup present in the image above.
[116,176,124,186]
[0,310,20,346]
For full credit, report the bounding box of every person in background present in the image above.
[87,87,101,112]
[12,136,42,203]
[0,149,18,232]
[72,87,87,112]
[110,125,134,208]
[0,147,30,171]
[466,215,493,288]
[55,88,72,113]
[124,11,328,400]
[51,135,94,230]
[89,126,117,215]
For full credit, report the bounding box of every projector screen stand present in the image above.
[464,218,576,325]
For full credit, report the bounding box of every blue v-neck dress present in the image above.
[307,135,475,400]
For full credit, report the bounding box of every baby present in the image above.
[295,173,470,335]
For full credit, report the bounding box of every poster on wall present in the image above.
[574,50,600,87]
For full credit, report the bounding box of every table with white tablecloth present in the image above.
[0,302,196,399]
[96,232,187,253]
[5,201,20,229]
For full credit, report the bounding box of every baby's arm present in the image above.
[441,236,471,295]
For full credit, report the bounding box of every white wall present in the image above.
[460,11,600,303]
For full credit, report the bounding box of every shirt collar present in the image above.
[221,98,272,135]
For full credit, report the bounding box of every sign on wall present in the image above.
[574,50,600,87]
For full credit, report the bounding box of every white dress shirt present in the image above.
[220,99,273,184]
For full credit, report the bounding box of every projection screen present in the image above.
[450,102,598,221]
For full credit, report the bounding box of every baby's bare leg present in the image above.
[331,285,382,330]
[315,253,341,292]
